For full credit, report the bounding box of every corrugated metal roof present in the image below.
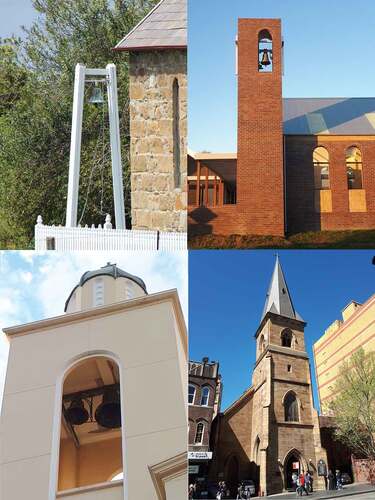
[114,0,186,51]
[283,98,375,135]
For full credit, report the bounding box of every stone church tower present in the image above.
[210,257,327,496]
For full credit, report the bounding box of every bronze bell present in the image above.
[260,49,272,66]
[95,386,121,429]
[66,398,89,426]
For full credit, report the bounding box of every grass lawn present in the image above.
[188,230,375,249]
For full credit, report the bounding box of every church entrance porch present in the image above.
[283,450,308,491]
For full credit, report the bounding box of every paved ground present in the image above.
[252,482,374,500]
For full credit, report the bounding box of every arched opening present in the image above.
[258,29,273,72]
[281,328,293,348]
[173,78,181,188]
[57,356,123,492]
[200,386,210,406]
[346,146,363,189]
[284,450,304,491]
[284,391,299,422]
[313,147,330,189]
[194,421,205,444]
[259,334,266,354]
[225,455,239,497]
[188,384,196,405]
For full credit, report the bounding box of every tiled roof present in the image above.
[283,98,375,135]
[114,0,186,51]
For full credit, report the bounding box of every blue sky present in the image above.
[0,0,38,38]
[0,251,187,402]
[188,0,375,152]
[189,250,375,412]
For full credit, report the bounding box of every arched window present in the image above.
[188,384,196,405]
[281,328,293,348]
[258,29,273,72]
[200,386,210,406]
[173,78,181,188]
[313,147,330,189]
[346,146,363,189]
[58,356,123,492]
[259,334,266,353]
[284,392,299,422]
[195,422,205,444]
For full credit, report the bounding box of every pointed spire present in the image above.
[262,255,303,322]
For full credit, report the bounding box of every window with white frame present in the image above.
[200,386,210,406]
[93,277,104,306]
[194,422,205,444]
[188,384,196,405]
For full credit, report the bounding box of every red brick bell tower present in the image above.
[237,19,285,236]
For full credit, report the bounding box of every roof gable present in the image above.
[114,0,187,51]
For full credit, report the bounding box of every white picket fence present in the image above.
[34,215,187,251]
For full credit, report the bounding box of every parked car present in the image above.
[341,472,352,485]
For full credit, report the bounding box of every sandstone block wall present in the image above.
[129,50,187,232]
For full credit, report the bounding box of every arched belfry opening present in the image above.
[58,356,123,492]
[258,29,273,72]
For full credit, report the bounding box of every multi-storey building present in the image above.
[313,293,375,412]
[188,358,222,490]
[188,18,375,237]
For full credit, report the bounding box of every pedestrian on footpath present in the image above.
[305,471,313,493]
[336,470,343,490]
[327,469,335,490]
[292,472,298,491]
[297,473,309,496]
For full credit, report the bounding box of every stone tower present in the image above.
[251,256,327,494]
[114,0,187,233]
[0,263,187,500]
[237,19,284,236]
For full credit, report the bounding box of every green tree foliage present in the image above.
[328,348,375,460]
[0,0,157,248]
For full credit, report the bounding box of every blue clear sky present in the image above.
[0,0,37,38]
[189,250,375,412]
[188,0,375,152]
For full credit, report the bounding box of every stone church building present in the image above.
[188,18,375,236]
[115,0,187,233]
[209,257,328,496]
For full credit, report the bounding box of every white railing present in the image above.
[35,215,187,251]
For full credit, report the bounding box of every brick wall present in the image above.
[286,135,375,234]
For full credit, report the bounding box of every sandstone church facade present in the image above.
[209,257,328,496]
[188,18,375,237]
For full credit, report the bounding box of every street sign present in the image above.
[188,451,213,460]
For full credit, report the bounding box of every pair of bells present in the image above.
[66,387,121,429]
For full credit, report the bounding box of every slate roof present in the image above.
[262,256,303,322]
[114,0,187,51]
[283,97,375,135]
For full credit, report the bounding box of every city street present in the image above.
[252,483,375,500]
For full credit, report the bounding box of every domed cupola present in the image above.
[65,262,147,313]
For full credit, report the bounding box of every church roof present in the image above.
[283,98,375,135]
[64,263,147,311]
[114,0,187,51]
[262,256,303,322]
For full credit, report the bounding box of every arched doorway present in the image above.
[284,450,304,491]
[225,455,239,497]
